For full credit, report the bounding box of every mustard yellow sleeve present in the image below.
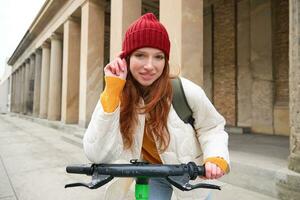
[204,157,230,174]
[100,76,126,113]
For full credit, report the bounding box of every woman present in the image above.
[83,13,230,200]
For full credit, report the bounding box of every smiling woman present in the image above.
[83,13,230,200]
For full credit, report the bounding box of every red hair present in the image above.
[120,59,173,152]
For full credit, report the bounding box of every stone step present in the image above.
[11,113,85,148]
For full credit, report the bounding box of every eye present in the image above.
[155,55,165,60]
[134,53,145,58]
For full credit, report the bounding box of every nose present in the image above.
[144,57,154,71]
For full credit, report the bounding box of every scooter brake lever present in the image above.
[167,175,221,191]
[65,174,114,189]
[187,182,221,190]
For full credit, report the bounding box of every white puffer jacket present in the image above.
[83,77,230,200]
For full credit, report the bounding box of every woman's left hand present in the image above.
[204,162,225,179]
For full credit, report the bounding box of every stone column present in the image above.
[110,0,141,60]
[13,71,18,112]
[277,1,300,195]
[237,0,252,128]
[10,72,15,112]
[20,64,25,114]
[289,0,300,173]
[48,34,63,121]
[62,17,81,124]
[21,64,26,114]
[40,42,51,118]
[250,0,274,134]
[28,54,36,114]
[33,49,42,117]
[24,59,31,114]
[16,69,21,113]
[160,0,203,86]
[79,0,105,127]
[273,0,290,136]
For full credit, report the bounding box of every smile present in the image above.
[140,73,155,81]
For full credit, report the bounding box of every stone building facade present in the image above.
[6,0,300,176]
[203,0,289,136]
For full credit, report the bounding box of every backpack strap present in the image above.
[171,77,195,128]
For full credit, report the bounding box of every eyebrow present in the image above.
[134,50,164,55]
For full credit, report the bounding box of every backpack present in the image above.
[171,77,195,128]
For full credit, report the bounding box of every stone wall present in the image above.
[203,0,289,135]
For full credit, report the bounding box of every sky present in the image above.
[0,0,46,79]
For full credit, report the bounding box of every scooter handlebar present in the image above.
[65,160,220,191]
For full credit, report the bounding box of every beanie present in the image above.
[121,13,170,59]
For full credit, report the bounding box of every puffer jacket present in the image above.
[83,77,230,200]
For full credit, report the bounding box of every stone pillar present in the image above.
[79,0,105,127]
[13,71,18,113]
[33,49,42,117]
[40,42,51,118]
[20,64,25,114]
[28,54,36,114]
[62,17,81,124]
[237,0,252,128]
[273,0,290,136]
[277,1,300,195]
[21,64,26,114]
[10,73,14,112]
[24,59,31,114]
[160,0,203,86]
[110,0,141,60]
[15,72,18,112]
[251,0,274,134]
[16,69,21,113]
[11,70,21,113]
[289,0,300,174]
[48,34,63,121]
[11,72,15,112]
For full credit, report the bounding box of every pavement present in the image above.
[0,113,299,200]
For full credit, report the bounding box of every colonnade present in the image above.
[10,0,106,127]
[9,0,204,128]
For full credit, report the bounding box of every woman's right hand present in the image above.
[104,56,128,80]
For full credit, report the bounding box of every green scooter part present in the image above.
[135,177,149,200]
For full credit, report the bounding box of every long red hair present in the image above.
[120,59,173,152]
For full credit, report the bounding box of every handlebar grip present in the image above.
[197,165,205,177]
[66,165,93,175]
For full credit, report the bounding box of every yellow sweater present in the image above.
[100,76,229,173]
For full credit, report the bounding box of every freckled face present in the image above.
[129,47,166,87]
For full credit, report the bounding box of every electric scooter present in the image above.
[65,159,221,200]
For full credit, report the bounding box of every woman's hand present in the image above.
[204,162,225,179]
[104,56,128,80]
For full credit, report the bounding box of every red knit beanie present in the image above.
[121,13,170,59]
